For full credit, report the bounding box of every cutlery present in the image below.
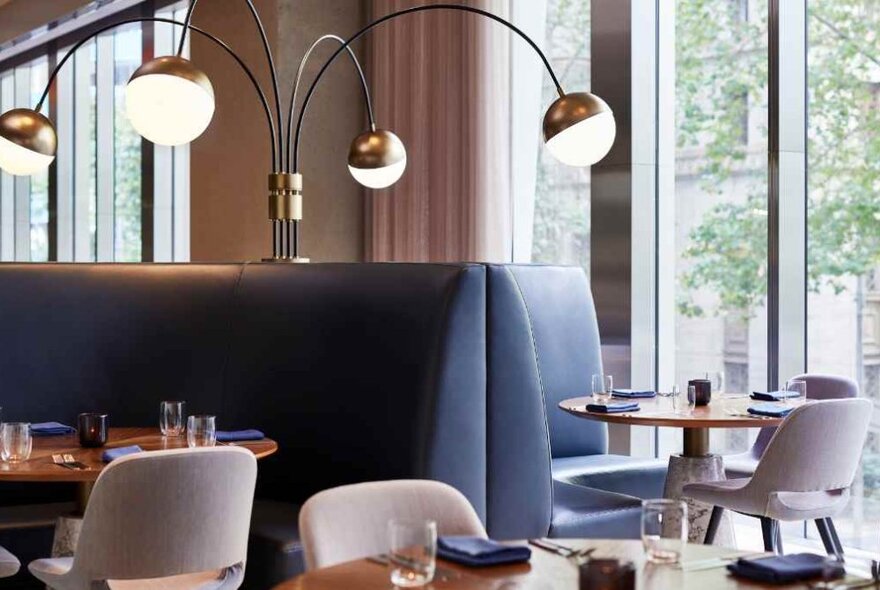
[52,455,76,470]
[809,579,878,590]
[62,454,89,470]
[528,538,578,557]
[723,410,776,420]
[367,554,460,581]
[679,552,767,572]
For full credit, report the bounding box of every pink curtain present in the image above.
[365,0,511,262]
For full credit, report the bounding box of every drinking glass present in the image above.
[388,519,436,587]
[592,374,613,404]
[186,415,216,448]
[784,379,807,406]
[160,401,186,436]
[0,423,32,463]
[641,499,687,564]
[673,385,696,415]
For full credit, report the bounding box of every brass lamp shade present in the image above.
[0,108,57,176]
[126,56,215,146]
[542,91,616,167]
[347,129,407,189]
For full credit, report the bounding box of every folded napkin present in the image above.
[586,402,640,414]
[216,429,265,442]
[437,536,531,567]
[30,422,76,436]
[102,445,143,463]
[751,390,800,402]
[611,389,656,399]
[747,403,794,418]
[727,553,843,584]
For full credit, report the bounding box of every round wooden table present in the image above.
[559,395,802,543]
[275,538,861,589]
[0,427,278,555]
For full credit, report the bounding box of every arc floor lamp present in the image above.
[0,1,616,262]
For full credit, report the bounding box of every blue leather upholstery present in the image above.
[553,455,667,499]
[550,481,642,539]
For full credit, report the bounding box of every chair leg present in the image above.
[816,518,841,559]
[704,506,723,545]
[826,518,844,559]
[760,517,782,553]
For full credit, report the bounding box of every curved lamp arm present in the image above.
[177,0,283,166]
[34,17,280,171]
[285,34,376,172]
[292,3,565,172]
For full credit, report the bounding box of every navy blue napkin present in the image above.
[30,422,76,436]
[102,445,143,463]
[216,429,265,442]
[611,389,656,399]
[437,536,531,567]
[727,553,843,584]
[586,402,640,414]
[751,390,800,402]
[747,403,794,418]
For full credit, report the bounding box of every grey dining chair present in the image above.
[0,546,19,578]
[28,447,257,590]
[724,374,858,479]
[299,479,486,570]
[684,398,871,558]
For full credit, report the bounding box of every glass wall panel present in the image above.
[113,24,142,261]
[29,59,49,261]
[666,0,768,457]
[806,0,880,552]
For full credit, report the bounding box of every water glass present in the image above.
[160,401,186,436]
[186,415,216,448]
[784,379,807,405]
[672,385,696,415]
[592,374,613,404]
[388,519,436,588]
[641,499,687,564]
[0,423,32,463]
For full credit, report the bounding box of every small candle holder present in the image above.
[579,559,635,590]
[78,413,108,448]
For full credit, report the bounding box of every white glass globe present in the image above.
[0,134,54,175]
[545,110,616,167]
[126,73,215,146]
[348,156,407,189]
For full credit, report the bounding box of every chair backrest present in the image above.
[750,399,871,495]
[70,447,257,582]
[749,373,859,457]
[299,480,487,570]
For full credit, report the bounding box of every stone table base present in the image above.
[663,454,735,546]
[51,515,83,557]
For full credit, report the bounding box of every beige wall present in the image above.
[191,0,367,262]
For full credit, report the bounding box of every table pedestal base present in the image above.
[663,454,734,546]
[51,515,83,557]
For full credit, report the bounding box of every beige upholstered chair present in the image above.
[0,546,19,578]
[299,480,486,570]
[725,374,858,478]
[29,447,257,590]
[684,399,871,557]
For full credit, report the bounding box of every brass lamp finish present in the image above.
[542,91,611,143]
[265,172,308,263]
[0,108,57,156]
[347,129,405,169]
[129,55,214,99]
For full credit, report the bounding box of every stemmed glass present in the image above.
[592,374,613,404]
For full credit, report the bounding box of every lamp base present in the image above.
[260,256,311,263]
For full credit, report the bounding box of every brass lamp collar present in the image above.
[542,92,611,143]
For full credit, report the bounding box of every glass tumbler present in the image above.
[592,374,613,404]
[186,415,216,448]
[160,401,186,436]
[1,423,32,463]
[388,519,437,588]
[641,499,687,564]
[784,379,807,406]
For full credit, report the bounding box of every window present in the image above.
[807,0,880,552]
[511,0,590,274]
[0,0,191,263]
[667,0,769,458]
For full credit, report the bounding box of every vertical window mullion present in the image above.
[96,32,114,262]
[13,65,31,262]
[152,12,173,262]
[172,5,190,262]
[73,42,93,262]
[54,47,75,262]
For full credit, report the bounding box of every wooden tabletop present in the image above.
[558,395,801,429]
[0,427,278,482]
[277,539,863,589]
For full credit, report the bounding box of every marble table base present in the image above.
[663,454,735,546]
[51,515,83,557]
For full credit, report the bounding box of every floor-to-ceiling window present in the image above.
[0,0,190,263]
[806,0,880,552]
